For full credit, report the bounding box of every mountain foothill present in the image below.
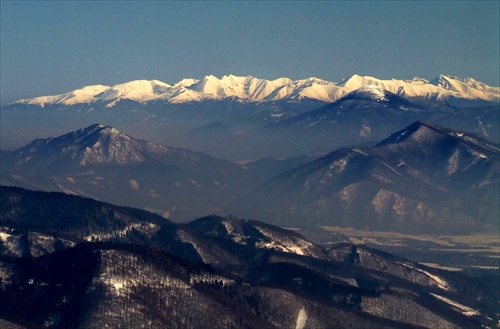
[0,186,498,328]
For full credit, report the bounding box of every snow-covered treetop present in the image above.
[11,74,500,108]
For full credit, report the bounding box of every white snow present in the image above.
[11,74,500,108]
[110,278,125,293]
[15,84,109,107]
[397,262,449,290]
[84,222,159,242]
[286,245,306,256]
[430,293,480,316]
[0,229,76,257]
[255,241,307,255]
[221,220,235,235]
[354,85,388,100]
[0,231,22,256]
[329,157,348,174]
[0,232,13,240]
[295,307,308,329]
[253,226,313,256]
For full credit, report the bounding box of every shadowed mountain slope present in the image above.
[231,121,500,234]
[0,124,254,221]
[263,87,499,158]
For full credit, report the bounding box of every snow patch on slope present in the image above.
[430,293,480,316]
[397,262,449,290]
[84,222,159,242]
[352,85,388,101]
[295,307,308,329]
[253,225,314,256]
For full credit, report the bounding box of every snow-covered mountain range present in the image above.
[10,74,500,108]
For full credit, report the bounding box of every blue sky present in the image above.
[1,1,499,105]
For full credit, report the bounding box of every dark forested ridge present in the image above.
[0,186,498,328]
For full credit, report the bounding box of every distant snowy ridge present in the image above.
[11,74,500,108]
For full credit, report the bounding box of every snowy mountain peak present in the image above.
[429,75,458,90]
[99,79,172,107]
[337,74,378,88]
[427,75,499,98]
[9,74,500,108]
[12,123,152,167]
[77,123,121,137]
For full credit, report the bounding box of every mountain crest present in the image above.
[9,74,499,108]
[376,121,498,151]
[429,75,459,91]
[377,121,454,146]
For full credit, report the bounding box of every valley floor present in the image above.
[298,226,500,272]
